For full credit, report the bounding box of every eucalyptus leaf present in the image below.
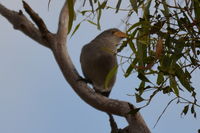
[138,73,151,83]
[129,0,138,13]
[181,105,189,115]
[135,93,144,103]
[169,76,179,96]
[157,72,164,85]
[105,65,118,89]
[70,23,81,38]
[67,0,75,33]
[116,0,122,13]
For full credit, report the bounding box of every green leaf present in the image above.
[124,58,138,77]
[135,93,144,103]
[89,0,94,12]
[191,105,197,118]
[192,91,196,98]
[139,80,145,88]
[137,81,145,95]
[128,41,137,54]
[130,27,140,38]
[160,55,173,75]
[181,105,189,115]
[136,32,147,70]
[105,65,118,89]
[157,72,164,85]
[169,76,179,96]
[97,3,102,30]
[67,0,75,33]
[126,27,139,52]
[136,6,150,70]
[128,108,141,115]
[161,55,171,67]
[70,23,81,38]
[150,20,165,34]
[185,69,191,80]
[80,10,91,16]
[115,0,122,13]
[128,21,144,32]
[190,56,198,65]
[162,0,170,27]
[162,86,172,94]
[137,73,151,83]
[96,1,107,10]
[191,105,194,114]
[194,0,200,21]
[129,0,138,13]
[143,0,152,20]
[174,64,193,92]
[87,20,98,26]
[117,40,128,52]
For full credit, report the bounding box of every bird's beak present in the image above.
[114,31,128,38]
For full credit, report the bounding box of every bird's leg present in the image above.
[94,89,111,97]
[77,76,92,84]
[107,113,119,133]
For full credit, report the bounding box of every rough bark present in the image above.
[0,1,151,133]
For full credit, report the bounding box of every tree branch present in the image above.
[0,1,151,133]
[22,1,49,34]
[57,0,71,44]
[21,1,55,49]
[0,3,49,48]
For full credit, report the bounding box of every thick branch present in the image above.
[57,1,70,43]
[0,3,49,48]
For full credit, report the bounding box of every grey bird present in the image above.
[80,28,127,97]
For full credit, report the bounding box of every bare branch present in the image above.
[0,3,49,48]
[22,1,49,34]
[21,1,55,49]
[153,97,177,128]
[57,1,70,43]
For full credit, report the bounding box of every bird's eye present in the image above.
[111,30,116,34]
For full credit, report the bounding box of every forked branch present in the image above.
[0,3,49,48]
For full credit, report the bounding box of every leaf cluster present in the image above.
[69,0,200,117]
[120,0,200,117]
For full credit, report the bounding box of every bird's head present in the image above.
[95,28,127,45]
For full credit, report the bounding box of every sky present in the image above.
[0,0,199,133]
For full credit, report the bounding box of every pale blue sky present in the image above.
[0,0,199,133]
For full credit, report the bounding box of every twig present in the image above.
[153,97,177,128]
[22,1,49,34]
[0,3,49,48]
[179,96,200,107]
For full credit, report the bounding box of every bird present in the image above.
[80,28,127,97]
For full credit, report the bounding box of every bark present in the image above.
[0,1,151,133]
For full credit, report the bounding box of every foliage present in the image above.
[68,0,200,118]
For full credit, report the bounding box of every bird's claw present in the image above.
[77,76,92,84]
